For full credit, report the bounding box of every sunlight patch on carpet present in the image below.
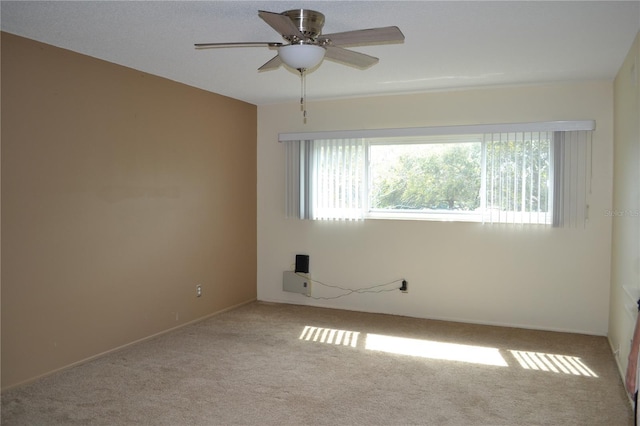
[298,326,597,376]
[299,326,359,347]
[365,333,508,367]
[508,350,598,377]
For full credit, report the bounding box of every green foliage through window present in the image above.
[370,142,482,211]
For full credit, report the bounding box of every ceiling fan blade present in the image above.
[324,46,379,69]
[258,10,305,40]
[195,42,282,49]
[321,26,405,47]
[258,55,283,71]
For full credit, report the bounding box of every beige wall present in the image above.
[609,31,640,379]
[258,81,613,336]
[1,33,257,389]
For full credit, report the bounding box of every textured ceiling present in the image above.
[2,1,639,105]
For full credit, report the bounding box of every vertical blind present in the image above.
[285,139,365,221]
[312,139,366,221]
[553,130,593,227]
[480,130,592,226]
[482,131,553,225]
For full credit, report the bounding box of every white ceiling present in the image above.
[2,1,639,105]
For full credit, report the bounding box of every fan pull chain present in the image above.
[299,68,307,124]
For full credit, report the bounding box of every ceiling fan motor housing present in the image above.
[282,9,325,42]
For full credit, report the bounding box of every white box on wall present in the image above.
[283,271,310,295]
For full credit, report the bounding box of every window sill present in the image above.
[366,210,551,225]
[366,211,483,223]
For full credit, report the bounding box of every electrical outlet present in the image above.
[196,284,202,298]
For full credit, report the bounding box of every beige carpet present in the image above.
[1,301,633,425]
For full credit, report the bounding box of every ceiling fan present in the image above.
[195,9,404,122]
[194,9,405,72]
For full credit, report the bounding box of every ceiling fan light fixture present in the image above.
[278,44,325,70]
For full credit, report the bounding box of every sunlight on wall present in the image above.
[366,333,508,367]
[509,350,598,377]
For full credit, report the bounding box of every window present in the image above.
[282,122,594,226]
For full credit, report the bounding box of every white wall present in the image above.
[609,31,640,376]
[258,82,613,335]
